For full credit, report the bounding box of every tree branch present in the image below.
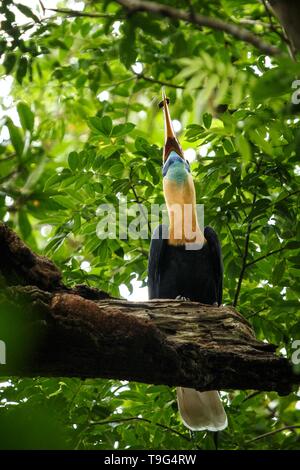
[0,222,299,395]
[233,193,257,307]
[265,0,300,54]
[246,247,286,268]
[247,425,300,443]
[227,223,243,258]
[261,0,290,45]
[276,189,300,205]
[134,72,184,89]
[116,0,282,56]
[130,167,152,237]
[89,417,191,442]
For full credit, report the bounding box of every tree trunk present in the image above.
[267,0,300,51]
[0,222,298,394]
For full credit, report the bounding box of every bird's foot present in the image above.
[175,295,190,301]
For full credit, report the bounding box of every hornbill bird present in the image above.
[148,93,228,432]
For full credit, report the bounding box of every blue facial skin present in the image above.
[162,151,190,184]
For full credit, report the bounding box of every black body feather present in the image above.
[148,224,223,306]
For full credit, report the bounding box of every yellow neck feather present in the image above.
[163,175,205,246]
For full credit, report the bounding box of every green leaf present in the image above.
[100,116,113,136]
[223,185,235,203]
[119,23,137,69]
[146,161,159,185]
[223,138,235,154]
[15,3,40,22]
[18,210,31,240]
[252,66,295,101]
[272,259,286,285]
[68,151,79,171]
[17,102,34,132]
[72,213,81,231]
[89,116,112,136]
[111,122,135,137]
[212,182,229,195]
[16,57,28,84]
[52,195,77,209]
[134,137,147,151]
[285,241,300,250]
[100,144,123,158]
[44,173,62,190]
[203,113,212,129]
[109,162,125,178]
[97,240,109,260]
[248,129,273,156]
[23,156,47,191]
[3,52,17,74]
[236,134,251,164]
[6,118,24,157]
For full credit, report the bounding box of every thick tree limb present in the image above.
[116,0,282,56]
[267,0,300,52]
[0,222,299,394]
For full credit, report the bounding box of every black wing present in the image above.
[148,224,168,299]
[204,226,223,306]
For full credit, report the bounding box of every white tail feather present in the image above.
[176,387,228,432]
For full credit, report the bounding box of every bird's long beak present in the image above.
[160,90,184,163]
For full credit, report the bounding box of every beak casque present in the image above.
[160,90,184,163]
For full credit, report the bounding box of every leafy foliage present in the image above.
[0,0,299,450]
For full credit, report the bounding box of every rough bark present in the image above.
[0,222,299,394]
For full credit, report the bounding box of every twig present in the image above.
[89,416,192,442]
[233,155,268,307]
[276,189,300,205]
[0,169,20,185]
[227,223,243,258]
[233,193,257,307]
[0,153,16,163]
[242,391,262,403]
[116,0,282,56]
[45,7,116,19]
[238,19,278,29]
[135,72,184,89]
[245,307,268,320]
[129,167,152,237]
[98,76,136,89]
[247,425,300,443]
[38,0,45,15]
[246,247,286,269]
